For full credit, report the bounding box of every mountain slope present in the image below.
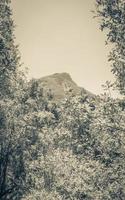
[35,72,94,101]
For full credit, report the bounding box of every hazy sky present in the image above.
[11,0,114,94]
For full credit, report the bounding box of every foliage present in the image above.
[94,2,125,197]
[22,90,125,200]
[0,1,44,199]
[0,0,22,98]
[95,0,125,94]
[90,94,125,199]
[1,0,125,200]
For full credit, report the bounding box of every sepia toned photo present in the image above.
[0,0,124,199]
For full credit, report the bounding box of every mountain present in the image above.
[35,72,94,101]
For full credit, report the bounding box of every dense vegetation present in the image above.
[0,0,125,199]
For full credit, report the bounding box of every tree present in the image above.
[94,2,125,198]
[90,93,125,199]
[0,0,24,199]
[22,94,105,200]
[95,0,125,94]
[0,1,42,199]
[0,0,22,99]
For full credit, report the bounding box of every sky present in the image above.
[11,0,115,95]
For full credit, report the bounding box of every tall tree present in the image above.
[94,1,125,199]
[0,1,41,199]
[0,0,21,98]
[0,1,26,199]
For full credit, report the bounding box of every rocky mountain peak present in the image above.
[34,72,93,101]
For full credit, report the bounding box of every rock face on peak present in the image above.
[36,72,93,101]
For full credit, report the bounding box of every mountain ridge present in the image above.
[32,72,94,101]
